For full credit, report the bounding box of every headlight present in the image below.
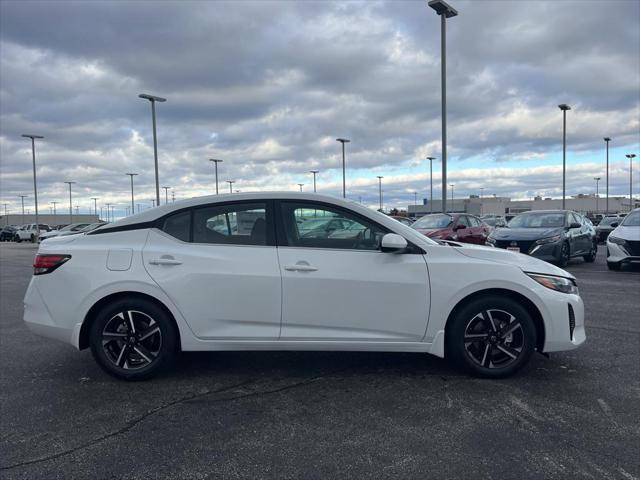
[526,273,578,294]
[608,236,626,245]
[536,234,562,245]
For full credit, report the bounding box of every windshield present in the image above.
[483,218,497,226]
[412,214,452,229]
[599,217,620,226]
[509,212,566,228]
[622,211,640,226]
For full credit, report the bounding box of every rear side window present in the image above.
[162,211,191,242]
[193,203,267,246]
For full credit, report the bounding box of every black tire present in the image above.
[607,261,621,271]
[30,234,36,243]
[446,296,537,378]
[15,236,21,243]
[89,297,177,380]
[583,241,597,263]
[558,242,570,267]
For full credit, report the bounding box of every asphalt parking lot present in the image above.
[0,242,638,480]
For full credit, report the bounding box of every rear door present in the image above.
[143,201,282,339]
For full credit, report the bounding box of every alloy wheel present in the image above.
[101,310,162,370]
[464,309,524,369]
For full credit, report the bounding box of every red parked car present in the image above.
[411,213,491,245]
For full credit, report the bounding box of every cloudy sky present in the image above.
[1,0,638,218]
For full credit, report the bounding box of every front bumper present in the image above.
[607,242,640,265]
[542,292,586,353]
[490,239,562,263]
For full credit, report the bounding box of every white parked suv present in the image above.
[24,193,585,380]
[606,208,640,270]
[14,224,51,242]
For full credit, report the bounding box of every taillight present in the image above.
[33,254,71,275]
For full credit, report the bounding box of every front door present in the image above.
[143,201,282,339]
[277,201,430,342]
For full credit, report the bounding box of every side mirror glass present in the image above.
[611,222,618,228]
[569,222,581,229]
[381,233,408,253]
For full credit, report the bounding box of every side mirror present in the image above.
[611,222,619,228]
[381,233,408,253]
[569,222,581,229]
[453,224,465,231]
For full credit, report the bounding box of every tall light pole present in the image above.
[18,195,27,225]
[91,197,99,217]
[377,176,384,211]
[336,138,350,198]
[64,181,75,225]
[480,187,485,215]
[21,134,44,238]
[426,156,436,213]
[51,201,58,225]
[429,0,457,215]
[126,173,138,215]
[162,186,170,204]
[450,184,455,212]
[310,170,319,192]
[594,177,600,214]
[627,154,637,211]
[604,137,611,214]
[558,104,571,209]
[227,180,235,193]
[171,191,175,202]
[298,183,304,192]
[414,191,418,206]
[105,203,112,222]
[209,159,223,194]
[138,93,166,206]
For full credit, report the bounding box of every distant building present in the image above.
[408,195,637,218]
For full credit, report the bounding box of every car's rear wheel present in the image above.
[89,298,177,380]
[607,261,621,271]
[446,296,536,378]
[558,242,570,267]
[583,241,597,263]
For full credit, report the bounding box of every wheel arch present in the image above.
[444,288,545,354]
[78,291,182,351]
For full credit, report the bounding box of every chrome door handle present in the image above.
[149,257,182,266]
[285,264,318,272]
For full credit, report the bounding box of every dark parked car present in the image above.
[487,210,597,267]
[0,226,17,241]
[595,216,622,243]
[411,213,490,245]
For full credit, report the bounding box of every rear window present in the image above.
[162,211,191,242]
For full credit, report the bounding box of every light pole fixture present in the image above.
[627,154,637,211]
[377,176,384,211]
[91,197,99,217]
[604,137,611,214]
[310,170,319,192]
[298,183,304,192]
[428,0,457,215]
[594,177,601,214]
[162,186,171,204]
[18,195,27,225]
[227,180,235,193]
[336,138,350,198]
[138,93,166,206]
[426,156,436,213]
[558,104,571,209]
[209,159,223,194]
[64,181,75,225]
[449,183,455,211]
[126,173,138,215]
[21,134,44,238]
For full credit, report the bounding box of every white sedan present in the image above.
[24,193,585,380]
[606,208,640,270]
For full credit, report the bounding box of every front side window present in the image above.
[281,202,386,250]
[457,216,471,227]
[194,203,267,245]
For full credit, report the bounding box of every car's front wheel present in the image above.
[446,296,537,378]
[89,298,177,380]
[558,242,570,267]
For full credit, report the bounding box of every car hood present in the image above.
[453,242,574,279]
[609,225,640,241]
[490,227,564,240]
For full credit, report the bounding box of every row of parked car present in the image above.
[401,209,638,271]
[0,222,107,243]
